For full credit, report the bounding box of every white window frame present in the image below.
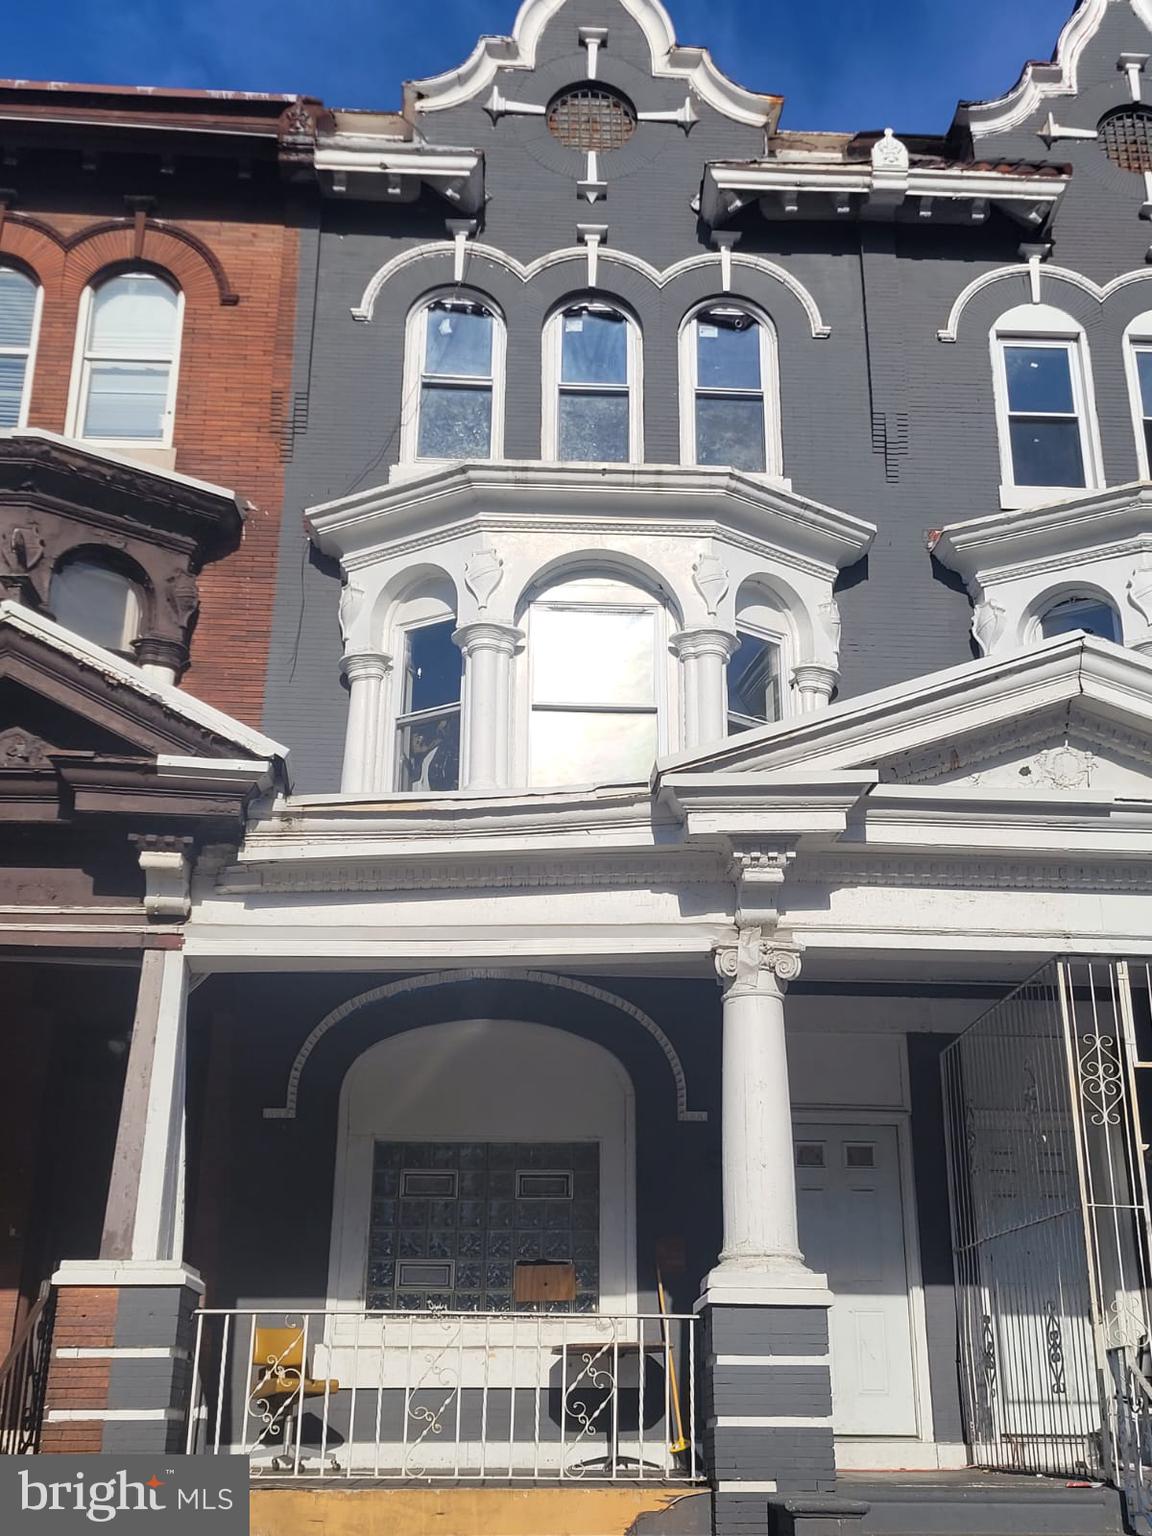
[520,577,672,787]
[727,620,789,732]
[399,293,506,467]
[1123,310,1152,480]
[0,264,43,430]
[542,301,643,463]
[678,301,782,476]
[65,271,184,450]
[390,611,463,793]
[1028,588,1123,646]
[990,303,1102,510]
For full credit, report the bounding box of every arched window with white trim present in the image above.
[403,296,505,464]
[1037,592,1121,643]
[70,272,182,447]
[390,579,462,792]
[1124,310,1152,478]
[680,303,780,474]
[728,583,792,731]
[990,304,1101,503]
[544,302,641,462]
[526,574,667,785]
[0,265,41,428]
[49,555,141,656]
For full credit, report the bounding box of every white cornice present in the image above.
[933,481,1152,580]
[0,428,243,510]
[403,0,781,130]
[351,240,831,339]
[0,601,288,764]
[959,0,1131,138]
[306,461,875,578]
[655,633,1152,778]
[313,141,484,211]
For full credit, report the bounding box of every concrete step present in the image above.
[841,1476,1127,1536]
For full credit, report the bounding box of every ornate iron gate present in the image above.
[942,958,1152,1487]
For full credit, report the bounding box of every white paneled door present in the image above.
[794,1122,919,1436]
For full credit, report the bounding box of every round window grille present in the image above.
[1098,107,1152,173]
[546,85,637,151]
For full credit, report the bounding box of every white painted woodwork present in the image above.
[454,622,522,789]
[671,628,737,749]
[340,651,391,793]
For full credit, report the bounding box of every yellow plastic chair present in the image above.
[251,1326,340,1470]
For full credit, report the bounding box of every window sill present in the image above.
[998,482,1095,511]
[78,440,177,472]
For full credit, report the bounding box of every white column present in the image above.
[792,662,838,714]
[671,628,738,750]
[454,622,522,791]
[100,948,189,1265]
[703,930,829,1306]
[340,650,391,794]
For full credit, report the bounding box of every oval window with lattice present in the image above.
[546,85,637,151]
[1098,107,1152,173]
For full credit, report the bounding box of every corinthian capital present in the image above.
[713,927,803,997]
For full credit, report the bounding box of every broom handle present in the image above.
[658,1269,688,1453]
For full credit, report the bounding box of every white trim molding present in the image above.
[0,262,43,429]
[399,291,507,467]
[1123,308,1152,478]
[403,0,782,130]
[351,240,832,340]
[678,299,783,477]
[262,967,708,1122]
[939,262,1152,344]
[542,298,644,463]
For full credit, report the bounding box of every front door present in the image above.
[794,1122,919,1437]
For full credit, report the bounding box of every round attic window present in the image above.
[1098,106,1152,172]
[546,85,637,151]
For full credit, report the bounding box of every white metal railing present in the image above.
[1108,1344,1152,1535]
[186,1308,699,1482]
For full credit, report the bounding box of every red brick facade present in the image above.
[0,206,298,724]
[38,1286,117,1455]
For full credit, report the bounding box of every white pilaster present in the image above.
[340,651,391,794]
[792,662,838,714]
[702,930,830,1307]
[454,622,522,790]
[672,628,738,749]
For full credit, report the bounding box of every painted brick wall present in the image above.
[1,194,300,726]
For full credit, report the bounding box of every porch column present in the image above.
[702,932,860,1536]
[792,663,837,714]
[454,622,522,790]
[340,650,391,794]
[672,628,737,750]
[46,948,202,1456]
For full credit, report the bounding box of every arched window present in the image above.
[728,583,790,731]
[49,558,141,655]
[1124,311,1152,477]
[544,302,641,463]
[991,304,1100,499]
[404,297,504,463]
[681,304,780,474]
[71,272,182,445]
[0,265,40,428]
[391,581,462,792]
[527,575,664,785]
[1038,593,1121,643]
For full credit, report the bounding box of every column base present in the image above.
[52,1260,204,1292]
[698,1258,832,1311]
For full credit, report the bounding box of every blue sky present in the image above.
[6,0,1076,134]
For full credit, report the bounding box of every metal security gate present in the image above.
[942,958,1152,1490]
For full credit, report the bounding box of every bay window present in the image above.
[394,617,462,791]
[72,272,182,446]
[682,304,779,474]
[546,303,640,462]
[727,629,782,733]
[528,576,662,785]
[0,265,40,428]
[1038,593,1121,643]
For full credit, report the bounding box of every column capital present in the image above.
[792,662,838,712]
[670,626,739,662]
[340,649,392,684]
[452,621,523,657]
[713,927,803,998]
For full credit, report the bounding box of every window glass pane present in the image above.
[1004,345,1075,414]
[424,304,493,378]
[82,362,170,440]
[560,309,628,385]
[1040,596,1120,642]
[728,631,780,729]
[1137,348,1152,416]
[1009,418,1085,487]
[418,382,492,458]
[50,562,137,652]
[696,396,766,471]
[530,709,657,786]
[558,391,629,461]
[696,311,761,390]
[0,355,27,428]
[402,619,461,714]
[88,275,178,357]
[396,709,460,792]
[1144,419,1152,468]
[0,268,36,349]
[533,607,654,706]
